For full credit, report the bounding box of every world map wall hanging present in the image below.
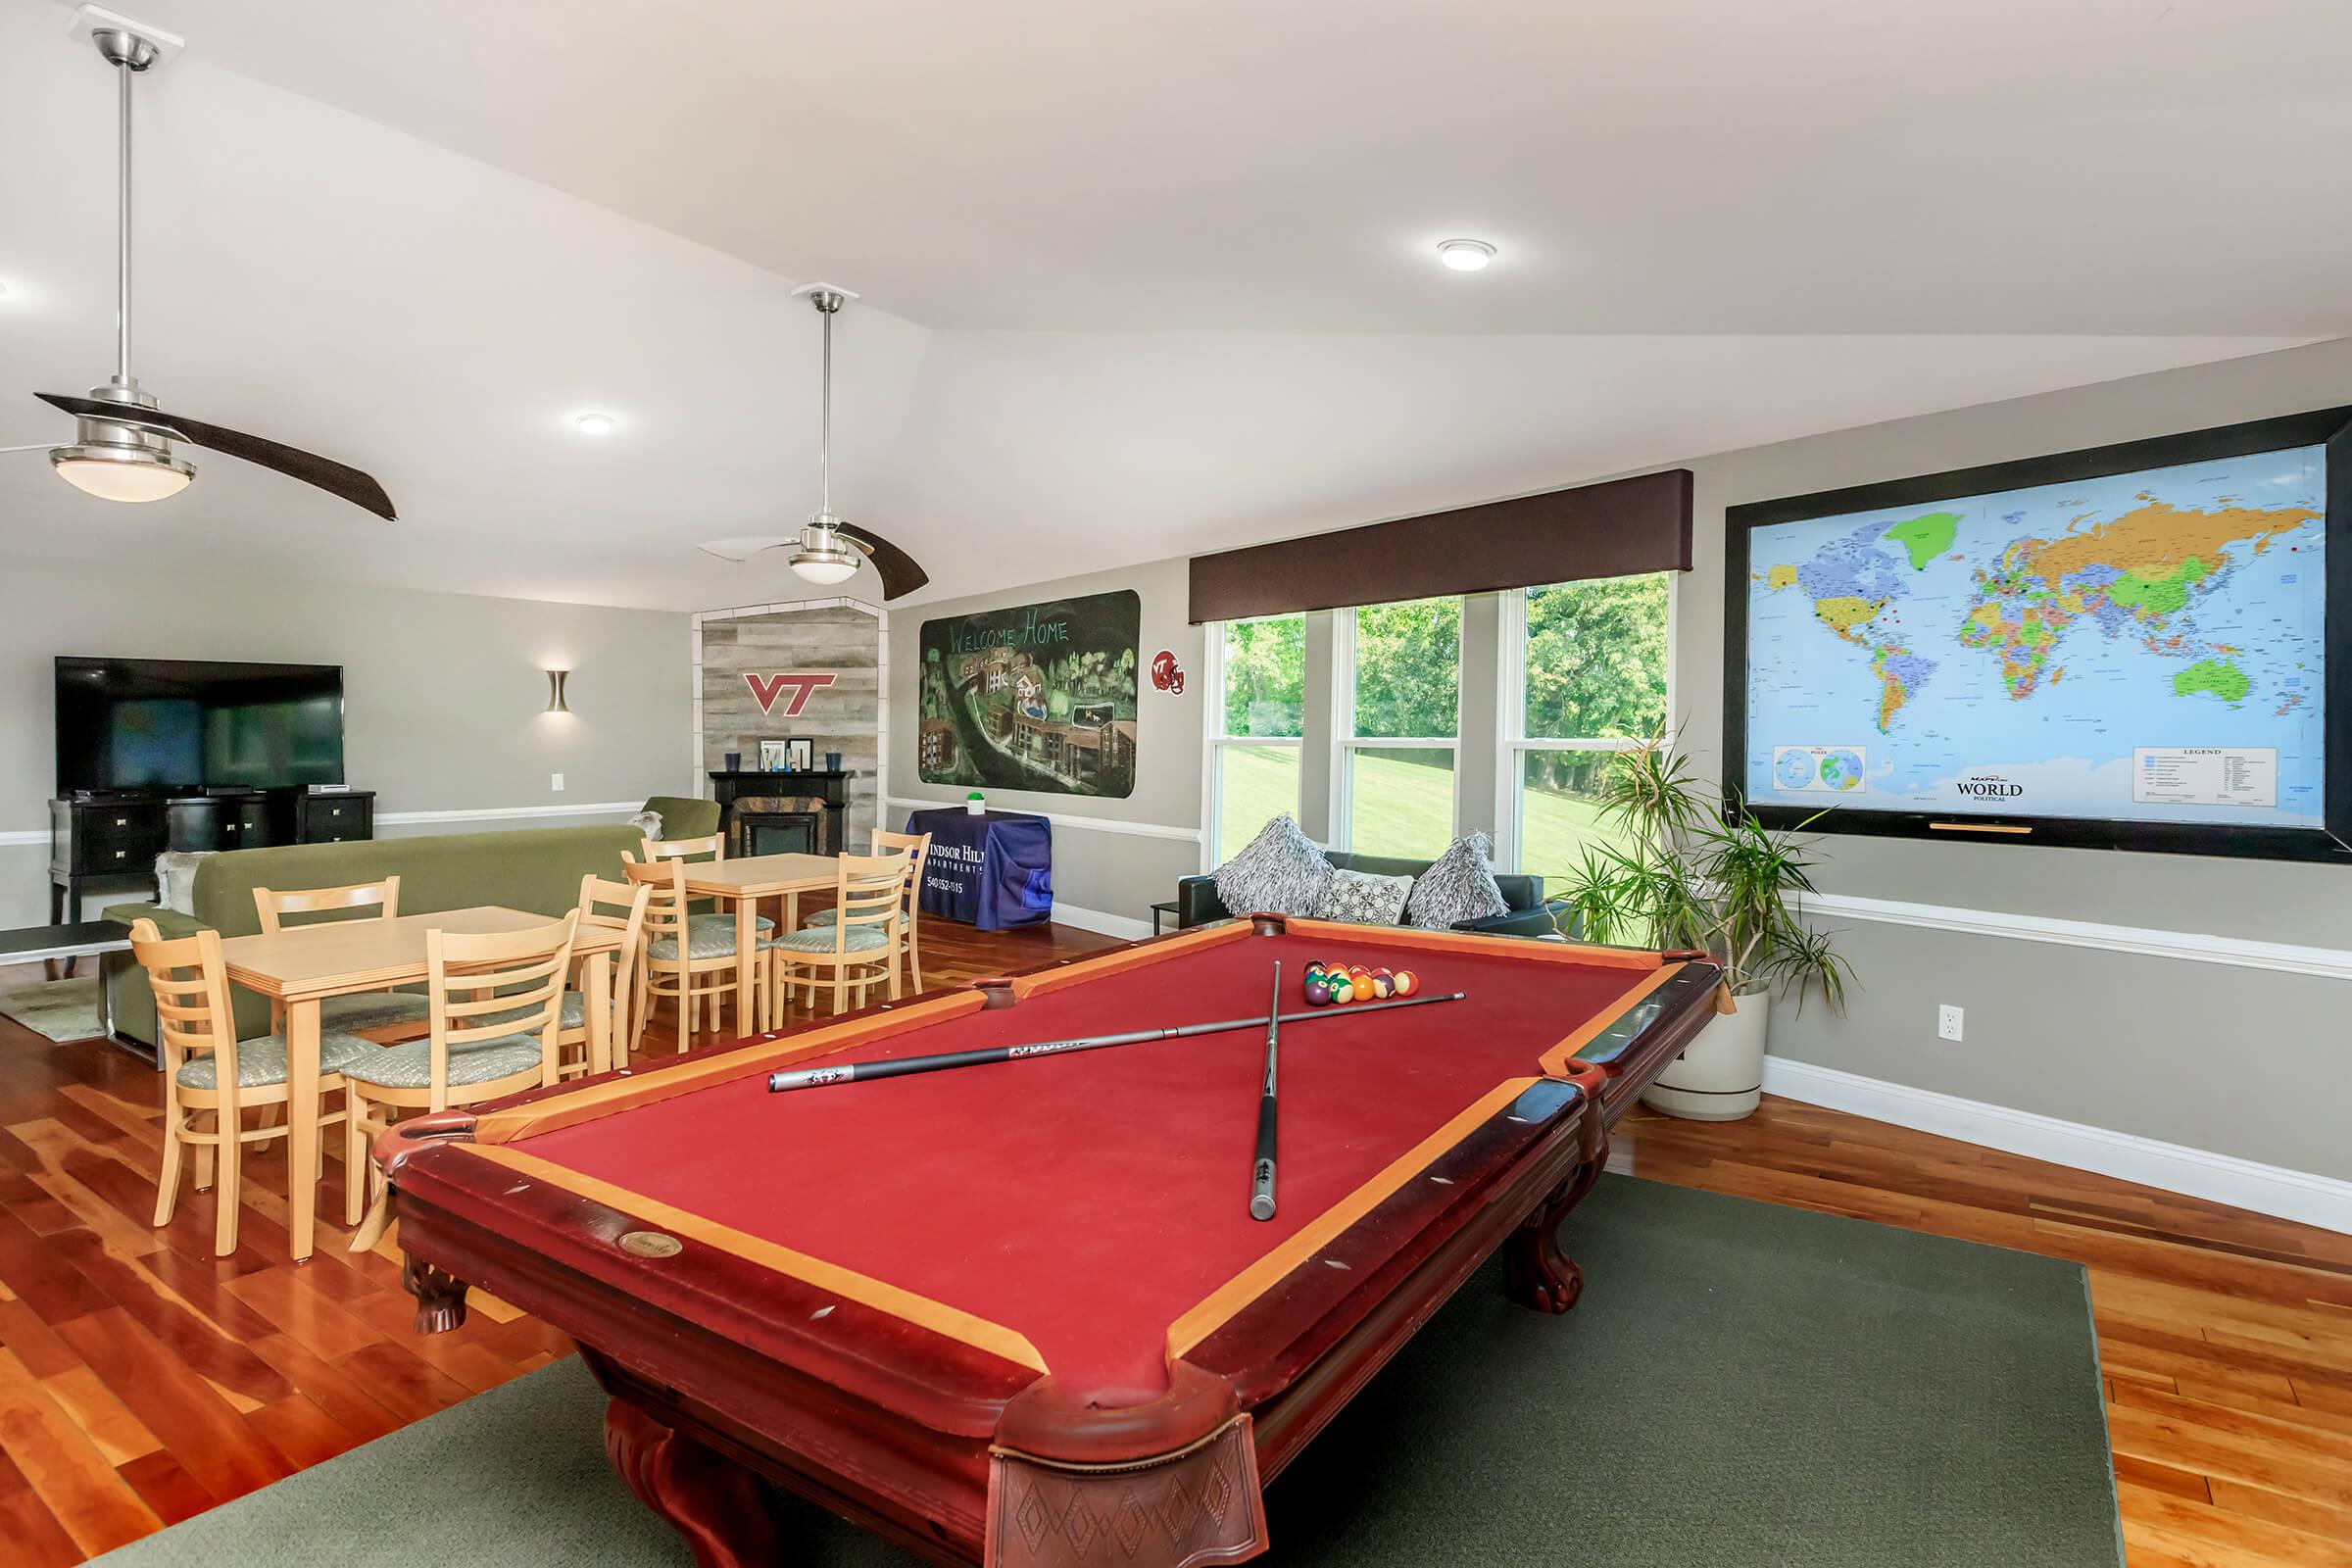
[917,590,1141,797]
[1725,405,2350,863]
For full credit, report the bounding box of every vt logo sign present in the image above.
[743,671,837,716]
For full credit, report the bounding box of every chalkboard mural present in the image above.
[917,590,1140,797]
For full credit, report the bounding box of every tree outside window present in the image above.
[1514,574,1671,891]
[1213,615,1305,859]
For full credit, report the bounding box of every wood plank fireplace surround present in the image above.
[707,770,853,857]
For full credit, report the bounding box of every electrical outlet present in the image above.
[551,772,564,792]
[1936,1004,1964,1043]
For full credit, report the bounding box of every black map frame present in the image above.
[1723,405,2352,863]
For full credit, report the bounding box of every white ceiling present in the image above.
[0,0,2336,612]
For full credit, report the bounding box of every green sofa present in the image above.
[102,796,722,1048]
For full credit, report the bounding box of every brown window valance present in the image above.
[1187,468,1693,623]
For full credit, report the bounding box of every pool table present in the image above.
[380,915,1725,1568]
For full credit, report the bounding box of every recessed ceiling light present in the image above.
[574,413,615,435]
[1436,238,1496,272]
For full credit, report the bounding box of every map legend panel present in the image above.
[2132,747,2278,808]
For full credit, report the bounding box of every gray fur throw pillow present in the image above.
[154,851,215,916]
[1212,814,1334,917]
[1404,832,1510,929]
[1314,867,1414,926]
[627,809,663,842]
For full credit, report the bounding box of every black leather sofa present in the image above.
[1175,850,1577,939]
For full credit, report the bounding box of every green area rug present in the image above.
[93,1176,2122,1567]
[0,975,102,1042]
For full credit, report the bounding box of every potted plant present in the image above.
[1555,736,1852,1121]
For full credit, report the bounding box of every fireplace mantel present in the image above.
[708,770,855,857]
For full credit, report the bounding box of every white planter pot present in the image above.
[1642,985,1768,1122]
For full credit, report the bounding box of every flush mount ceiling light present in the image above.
[573,413,614,436]
[691,285,930,600]
[0,7,397,518]
[1436,238,1497,271]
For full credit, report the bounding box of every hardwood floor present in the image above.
[0,923,2345,1566]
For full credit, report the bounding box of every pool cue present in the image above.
[1249,961,1281,1222]
[764,988,1466,1092]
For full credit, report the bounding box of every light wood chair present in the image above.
[799,829,932,994]
[622,857,761,1056]
[761,851,910,1024]
[130,917,372,1257]
[562,874,651,1079]
[342,913,578,1225]
[252,876,431,1038]
[639,831,725,863]
[626,837,771,1032]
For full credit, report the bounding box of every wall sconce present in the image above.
[545,669,570,713]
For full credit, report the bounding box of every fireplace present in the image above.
[709,770,853,857]
[735,797,825,857]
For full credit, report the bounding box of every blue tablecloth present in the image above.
[905,808,1054,931]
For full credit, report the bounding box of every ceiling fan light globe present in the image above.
[789,553,861,586]
[50,446,194,503]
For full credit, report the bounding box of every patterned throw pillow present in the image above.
[1212,814,1334,917]
[1404,832,1510,929]
[1314,867,1414,926]
[627,809,663,842]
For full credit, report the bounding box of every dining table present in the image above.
[218,905,628,1261]
[674,853,843,1037]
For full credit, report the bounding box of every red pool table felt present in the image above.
[464,923,1677,1409]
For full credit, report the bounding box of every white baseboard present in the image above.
[1050,903,1155,941]
[1761,1054,2352,1235]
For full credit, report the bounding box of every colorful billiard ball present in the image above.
[1329,979,1356,1004]
[1392,969,1418,997]
[1304,960,1327,980]
[1303,980,1331,1006]
[1369,974,1395,1000]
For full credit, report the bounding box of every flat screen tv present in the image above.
[56,657,346,795]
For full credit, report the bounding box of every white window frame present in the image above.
[1493,574,1679,877]
[1334,597,1464,858]
[1200,614,1306,871]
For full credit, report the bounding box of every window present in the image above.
[1340,596,1460,860]
[1207,614,1305,861]
[1504,572,1673,891]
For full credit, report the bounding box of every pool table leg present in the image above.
[606,1397,778,1568]
[1501,1139,1608,1315]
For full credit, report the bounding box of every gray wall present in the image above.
[885,337,2351,1181]
[1,556,692,926]
[885,557,1206,922]
[1662,337,2352,1182]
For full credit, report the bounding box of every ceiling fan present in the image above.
[0,8,397,520]
[697,283,928,600]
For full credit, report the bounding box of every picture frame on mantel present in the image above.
[786,737,815,770]
[758,739,791,771]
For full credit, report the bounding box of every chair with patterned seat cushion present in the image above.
[800,828,931,994]
[623,856,760,1056]
[560,874,649,1078]
[252,877,433,1039]
[760,850,909,1024]
[341,913,578,1225]
[129,918,371,1258]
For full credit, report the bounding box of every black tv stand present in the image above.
[47,785,375,924]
